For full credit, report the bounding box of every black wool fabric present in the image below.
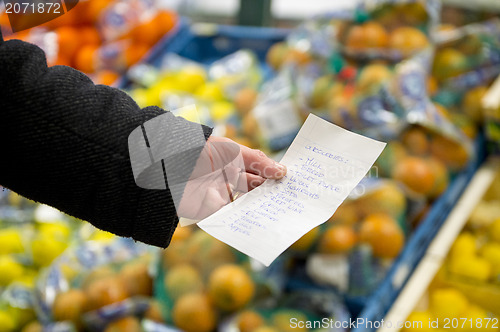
[0,29,212,248]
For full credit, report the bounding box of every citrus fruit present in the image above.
[0,255,23,286]
[345,22,389,50]
[427,76,438,97]
[237,310,265,332]
[430,135,469,171]
[290,226,320,252]
[75,44,98,73]
[234,87,258,116]
[389,27,428,56]
[104,316,142,332]
[185,230,236,275]
[52,289,88,326]
[480,242,500,267]
[208,264,255,311]
[449,256,491,282]
[0,229,24,255]
[450,232,477,260]
[164,264,204,300]
[393,156,436,196]
[357,64,392,93]
[403,311,432,332]
[401,126,429,156]
[430,288,469,320]
[21,321,43,332]
[376,141,407,177]
[0,310,16,332]
[328,201,360,224]
[84,276,129,311]
[432,48,468,81]
[195,82,225,101]
[272,310,308,332]
[176,66,207,92]
[266,42,289,70]
[427,157,449,198]
[284,49,312,66]
[491,218,500,242]
[309,76,334,109]
[359,213,404,258]
[144,300,164,323]
[120,261,153,297]
[172,293,217,332]
[462,85,487,123]
[318,224,357,254]
[31,236,67,267]
[55,26,81,60]
[356,181,407,218]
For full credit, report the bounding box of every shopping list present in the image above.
[197,114,386,266]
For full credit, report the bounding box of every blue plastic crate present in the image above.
[117,18,289,89]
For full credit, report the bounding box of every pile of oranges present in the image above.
[161,227,258,332]
[1,0,177,85]
[290,180,407,260]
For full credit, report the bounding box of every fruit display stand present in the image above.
[373,156,500,332]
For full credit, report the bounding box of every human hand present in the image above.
[177,136,287,221]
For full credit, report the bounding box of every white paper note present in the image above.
[197,114,386,266]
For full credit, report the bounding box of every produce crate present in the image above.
[371,154,500,332]
[117,19,290,89]
[351,134,488,331]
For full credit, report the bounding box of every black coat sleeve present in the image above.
[0,30,212,248]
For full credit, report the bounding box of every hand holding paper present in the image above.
[197,114,386,266]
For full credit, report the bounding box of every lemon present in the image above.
[129,88,149,109]
[450,232,476,259]
[491,218,500,242]
[89,229,115,242]
[0,229,24,255]
[430,288,469,320]
[404,311,432,331]
[480,242,500,266]
[210,101,235,122]
[176,66,207,92]
[31,236,67,267]
[195,82,224,101]
[0,255,24,286]
[0,309,16,332]
[449,256,491,281]
[38,223,70,241]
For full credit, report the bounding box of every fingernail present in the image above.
[275,163,287,178]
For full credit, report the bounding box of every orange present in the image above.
[345,22,389,50]
[162,240,188,267]
[430,135,469,171]
[144,300,164,323]
[328,201,360,224]
[266,42,289,70]
[462,85,487,123]
[272,310,308,332]
[290,226,320,252]
[359,213,404,258]
[356,181,407,218]
[318,224,357,254]
[357,64,392,92]
[392,156,436,196]
[237,310,265,332]
[427,157,449,198]
[171,225,193,243]
[432,48,468,81]
[104,316,141,332]
[396,3,428,25]
[95,70,120,86]
[75,44,98,73]
[129,18,162,46]
[207,264,255,311]
[79,26,102,47]
[389,27,428,56]
[185,230,236,275]
[401,126,429,156]
[234,87,258,116]
[84,276,129,312]
[119,261,153,297]
[21,321,43,332]
[55,26,81,60]
[125,43,149,68]
[283,49,312,67]
[172,293,217,332]
[153,10,178,37]
[164,263,204,300]
[375,141,408,177]
[52,289,88,326]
